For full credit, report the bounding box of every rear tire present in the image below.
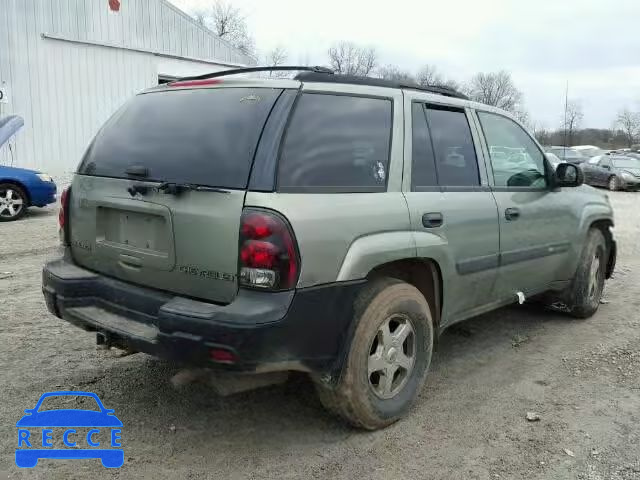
[0,183,28,221]
[566,229,607,318]
[608,176,619,191]
[315,278,434,430]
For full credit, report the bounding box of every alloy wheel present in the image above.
[367,313,416,399]
[0,188,25,219]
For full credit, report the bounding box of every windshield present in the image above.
[78,88,282,189]
[612,157,640,168]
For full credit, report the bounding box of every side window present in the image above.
[478,112,547,188]
[424,107,480,187]
[599,157,611,168]
[411,103,438,189]
[278,93,392,192]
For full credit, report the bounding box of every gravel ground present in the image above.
[1,190,639,479]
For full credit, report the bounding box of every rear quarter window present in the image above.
[277,93,393,192]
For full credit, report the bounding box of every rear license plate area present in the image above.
[96,207,168,253]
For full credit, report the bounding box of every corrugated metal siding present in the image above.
[0,0,254,176]
[41,0,254,66]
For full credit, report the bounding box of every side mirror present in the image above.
[555,163,584,188]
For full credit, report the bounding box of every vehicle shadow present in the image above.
[87,301,584,456]
[25,206,57,218]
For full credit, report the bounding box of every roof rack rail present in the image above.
[293,72,469,100]
[172,65,334,83]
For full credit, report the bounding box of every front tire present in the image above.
[315,278,434,430]
[566,229,607,318]
[0,183,28,221]
[608,176,619,191]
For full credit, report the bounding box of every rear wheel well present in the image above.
[0,180,30,205]
[367,259,442,331]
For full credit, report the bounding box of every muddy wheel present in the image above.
[608,176,619,191]
[315,278,434,430]
[0,183,28,221]
[567,229,607,318]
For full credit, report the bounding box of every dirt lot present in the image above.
[1,191,639,480]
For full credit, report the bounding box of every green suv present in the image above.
[43,66,616,429]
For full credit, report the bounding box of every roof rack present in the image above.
[294,72,469,100]
[170,65,468,100]
[172,65,334,83]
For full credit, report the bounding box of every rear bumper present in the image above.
[43,257,363,375]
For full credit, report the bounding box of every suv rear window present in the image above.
[277,93,392,192]
[78,88,282,189]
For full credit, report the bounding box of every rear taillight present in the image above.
[239,209,299,290]
[59,187,70,245]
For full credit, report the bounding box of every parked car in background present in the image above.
[0,166,57,221]
[545,146,587,164]
[545,152,564,169]
[572,145,604,158]
[0,115,57,221]
[581,155,640,191]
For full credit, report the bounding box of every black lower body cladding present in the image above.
[42,256,365,375]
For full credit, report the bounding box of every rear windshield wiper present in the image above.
[156,182,230,195]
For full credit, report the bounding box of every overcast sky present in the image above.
[171,0,639,130]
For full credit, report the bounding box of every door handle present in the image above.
[505,207,520,221]
[422,212,444,228]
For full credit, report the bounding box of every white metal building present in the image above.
[0,0,255,178]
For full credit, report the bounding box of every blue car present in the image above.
[0,115,57,221]
[16,391,123,468]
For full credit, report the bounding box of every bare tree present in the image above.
[377,64,414,83]
[327,42,377,76]
[416,65,442,86]
[561,100,584,146]
[197,1,255,56]
[466,71,523,113]
[415,65,460,90]
[615,108,640,148]
[533,124,552,146]
[513,109,531,128]
[193,10,207,26]
[264,46,288,77]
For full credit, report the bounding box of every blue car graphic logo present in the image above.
[15,391,123,468]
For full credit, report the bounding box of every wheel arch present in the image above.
[0,179,31,205]
[367,258,443,334]
[589,218,615,279]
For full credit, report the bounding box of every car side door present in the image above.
[472,110,581,300]
[596,157,613,185]
[403,95,500,324]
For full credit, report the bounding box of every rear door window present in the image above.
[78,88,282,189]
[411,103,438,189]
[424,107,480,187]
[277,93,392,192]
